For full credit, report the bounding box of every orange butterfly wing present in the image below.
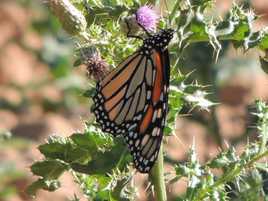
[93,52,154,136]
[123,50,170,173]
[93,29,173,173]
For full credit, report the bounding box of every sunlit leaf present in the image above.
[27,179,60,197]
[31,159,69,179]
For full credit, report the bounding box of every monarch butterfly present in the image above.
[92,27,174,173]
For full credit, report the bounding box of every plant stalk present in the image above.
[149,144,167,201]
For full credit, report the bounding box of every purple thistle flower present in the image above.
[80,47,109,81]
[136,5,159,31]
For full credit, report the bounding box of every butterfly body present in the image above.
[93,29,174,173]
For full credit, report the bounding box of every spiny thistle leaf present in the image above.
[71,123,114,152]
[173,101,268,200]
[30,159,69,179]
[39,136,92,165]
[259,56,268,74]
[74,168,136,201]
[27,178,60,197]
[173,3,268,55]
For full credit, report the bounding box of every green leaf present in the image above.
[73,58,82,67]
[190,0,213,8]
[73,139,127,175]
[208,152,231,168]
[258,34,268,50]
[189,15,208,42]
[165,86,184,135]
[38,136,92,164]
[71,133,100,150]
[0,130,12,141]
[71,147,93,164]
[30,159,69,179]
[27,178,60,196]
[255,162,268,172]
[83,88,96,98]
[78,174,112,200]
[163,126,173,136]
[259,56,268,74]
[79,123,114,151]
[228,21,249,41]
[38,136,70,159]
[175,164,190,176]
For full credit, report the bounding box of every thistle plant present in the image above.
[28,0,268,201]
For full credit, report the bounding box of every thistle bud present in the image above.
[80,47,109,81]
[47,0,87,36]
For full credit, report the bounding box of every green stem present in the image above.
[116,148,128,170]
[149,144,167,201]
[247,149,268,167]
[169,0,181,23]
[260,118,268,153]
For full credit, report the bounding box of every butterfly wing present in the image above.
[93,52,154,136]
[93,47,170,173]
[123,49,170,173]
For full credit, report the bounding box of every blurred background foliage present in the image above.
[0,0,268,201]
